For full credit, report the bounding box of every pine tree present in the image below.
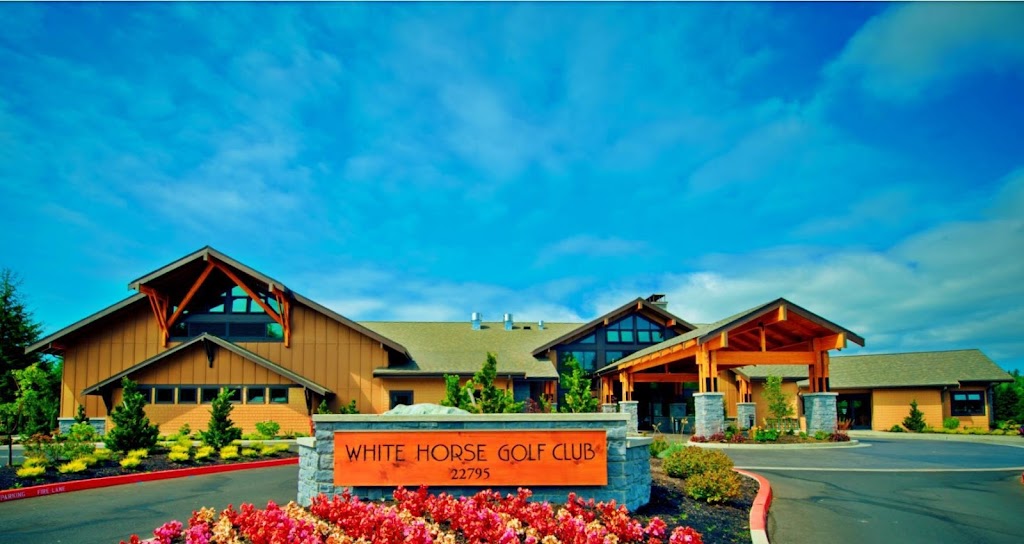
[902,399,927,432]
[439,374,476,412]
[475,352,523,414]
[1,269,43,404]
[104,377,160,453]
[559,355,599,413]
[763,376,794,425]
[200,389,242,449]
[74,403,89,424]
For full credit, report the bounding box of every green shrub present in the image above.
[68,422,98,443]
[219,445,239,460]
[684,468,742,504]
[58,459,89,474]
[127,448,149,459]
[657,443,687,459]
[241,448,259,458]
[195,446,214,460]
[273,443,290,453]
[754,428,780,442]
[16,465,46,479]
[889,424,905,433]
[168,450,191,463]
[76,455,99,466]
[663,446,733,479]
[200,389,243,450]
[943,417,960,430]
[338,400,360,415]
[176,423,192,439]
[104,378,160,453]
[649,436,670,458]
[22,456,47,468]
[813,430,830,441]
[254,421,280,439]
[93,448,113,461]
[902,399,927,432]
[119,456,141,469]
[259,445,278,456]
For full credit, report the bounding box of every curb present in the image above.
[0,457,297,503]
[689,440,862,450]
[735,469,772,544]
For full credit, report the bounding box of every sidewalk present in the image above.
[848,429,1024,447]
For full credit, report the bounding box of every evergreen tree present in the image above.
[74,403,90,424]
[1,269,43,404]
[104,377,160,453]
[763,376,794,423]
[440,374,476,412]
[475,352,523,414]
[559,355,599,413]
[200,389,242,449]
[902,399,927,432]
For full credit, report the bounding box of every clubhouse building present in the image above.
[27,247,1012,435]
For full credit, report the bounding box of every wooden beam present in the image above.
[705,331,728,351]
[696,346,710,392]
[632,373,700,383]
[760,325,766,352]
[778,305,788,322]
[165,262,215,331]
[618,343,698,374]
[637,301,643,310]
[813,333,847,352]
[666,319,676,327]
[211,260,284,327]
[139,285,170,346]
[715,350,816,366]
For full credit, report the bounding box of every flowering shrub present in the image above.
[689,435,708,443]
[121,487,704,544]
[829,431,851,442]
[706,432,726,442]
[684,469,742,504]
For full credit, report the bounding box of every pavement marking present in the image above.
[736,466,1024,473]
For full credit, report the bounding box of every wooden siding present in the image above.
[749,381,802,428]
[60,299,393,425]
[718,370,740,418]
[871,388,944,431]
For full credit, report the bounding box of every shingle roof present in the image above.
[361,322,580,379]
[737,350,1012,388]
[595,298,865,375]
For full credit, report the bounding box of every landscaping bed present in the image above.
[0,444,297,491]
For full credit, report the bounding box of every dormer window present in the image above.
[169,286,282,342]
[606,316,666,344]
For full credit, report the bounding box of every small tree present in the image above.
[475,353,523,414]
[316,399,333,414]
[74,403,89,424]
[902,399,927,432]
[338,400,359,414]
[763,376,794,425]
[200,389,242,449]
[104,377,160,453]
[993,381,1021,423]
[440,374,476,412]
[559,355,598,413]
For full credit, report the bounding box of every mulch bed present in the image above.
[632,458,756,544]
[0,449,298,491]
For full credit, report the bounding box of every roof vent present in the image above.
[471,312,482,331]
[646,294,668,310]
[538,320,545,330]
[503,313,513,331]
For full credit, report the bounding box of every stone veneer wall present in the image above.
[298,413,652,511]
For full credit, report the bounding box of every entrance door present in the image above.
[837,394,872,429]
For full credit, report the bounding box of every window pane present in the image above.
[247,387,266,404]
[636,316,654,329]
[178,387,198,404]
[953,394,967,401]
[579,333,595,344]
[155,388,175,404]
[267,297,280,313]
[137,387,152,404]
[637,331,651,343]
[607,351,625,364]
[620,331,634,343]
[652,330,664,342]
[225,387,242,403]
[209,303,225,313]
[232,286,245,297]
[606,331,620,342]
[269,387,288,404]
[967,393,981,401]
[201,387,220,403]
[232,298,249,313]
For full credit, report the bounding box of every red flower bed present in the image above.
[120,487,704,544]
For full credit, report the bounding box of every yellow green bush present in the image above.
[273,443,290,453]
[684,468,742,503]
[22,456,47,469]
[649,436,669,458]
[120,456,142,469]
[77,455,99,467]
[93,448,113,461]
[259,445,278,456]
[195,446,215,460]
[241,448,259,458]
[16,465,46,479]
[219,445,239,460]
[663,446,734,479]
[58,459,90,474]
[168,450,191,463]
[127,448,149,459]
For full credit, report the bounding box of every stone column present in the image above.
[601,403,618,414]
[694,392,725,437]
[618,400,639,434]
[736,403,756,430]
[804,392,839,434]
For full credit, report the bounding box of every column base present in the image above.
[694,393,725,438]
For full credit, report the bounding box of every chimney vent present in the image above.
[538,320,545,330]
[471,312,482,331]
[503,313,513,331]
[646,294,668,311]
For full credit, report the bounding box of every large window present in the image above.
[562,351,597,373]
[390,390,414,409]
[606,316,666,344]
[169,286,283,342]
[950,390,985,416]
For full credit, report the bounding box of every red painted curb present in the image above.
[735,468,772,542]
[0,457,297,503]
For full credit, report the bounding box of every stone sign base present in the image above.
[299,413,652,511]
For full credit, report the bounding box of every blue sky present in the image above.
[2,3,1023,371]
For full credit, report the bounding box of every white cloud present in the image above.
[543,235,649,260]
[826,3,1024,102]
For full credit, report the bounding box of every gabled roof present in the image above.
[530,298,696,357]
[736,350,1013,389]
[81,333,332,396]
[596,298,865,375]
[129,246,289,294]
[25,294,148,355]
[362,321,580,379]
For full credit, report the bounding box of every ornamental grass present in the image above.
[120,487,704,544]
